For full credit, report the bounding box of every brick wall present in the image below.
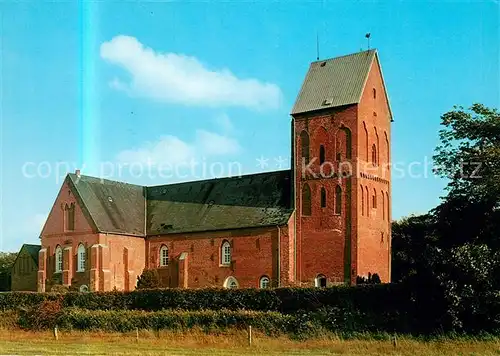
[356,55,392,282]
[39,179,99,292]
[11,249,38,291]
[147,226,291,288]
[293,105,358,286]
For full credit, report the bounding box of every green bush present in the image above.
[55,308,293,336]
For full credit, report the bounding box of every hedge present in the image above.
[15,306,406,337]
[0,284,411,314]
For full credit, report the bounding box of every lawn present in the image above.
[0,329,499,355]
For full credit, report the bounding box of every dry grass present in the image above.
[0,328,499,355]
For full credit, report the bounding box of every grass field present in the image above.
[0,329,499,355]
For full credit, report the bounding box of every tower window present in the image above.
[302,184,312,216]
[373,189,377,209]
[335,185,342,215]
[371,144,377,166]
[300,131,310,163]
[319,145,325,164]
[373,88,376,99]
[320,187,326,208]
[361,185,364,216]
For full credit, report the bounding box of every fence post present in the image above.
[247,325,252,346]
[392,334,397,348]
[136,328,139,343]
[53,326,58,341]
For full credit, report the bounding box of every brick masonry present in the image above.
[36,54,391,291]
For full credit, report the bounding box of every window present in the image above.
[302,184,311,216]
[221,241,231,266]
[315,274,327,288]
[365,186,370,216]
[373,189,377,209]
[224,276,239,289]
[77,244,86,272]
[371,144,377,166]
[320,188,326,208]
[300,131,310,163]
[386,192,390,220]
[361,185,364,216]
[259,276,270,289]
[160,245,169,267]
[335,185,342,215]
[382,191,385,220]
[373,88,376,99]
[65,203,75,231]
[319,145,325,164]
[55,246,63,273]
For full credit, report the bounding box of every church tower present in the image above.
[291,49,392,286]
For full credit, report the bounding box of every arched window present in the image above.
[373,189,377,209]
[221,241,231,266]
[361,185,364,216]
[365,186,370,216]
[77,244,86,272]
[315,274,327,288]
[382,191,385,220]
[300,130,309,163]
[160,245,169,267]
[373,88,376,99]
[371,144,377,166]
[363,122,369,162]
[55,245,63,273]
[65,203,75,231]
[302,184,311,216]
[259,276,270,289]
[223,276,239,289]
[335,185,342,215]
[320,187,326,208]
[319,145,325,165]
[385,132,390,168]
[386,192,390,221]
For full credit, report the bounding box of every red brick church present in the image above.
[37,49,392,292]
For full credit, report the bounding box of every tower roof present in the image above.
[291,49,384,115]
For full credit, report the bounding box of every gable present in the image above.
[291,50,377,115]
[359,53,393,121]
[40,179,96,237]
[12,244,40,269]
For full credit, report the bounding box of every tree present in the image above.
[0,252,18,291]
[433,104,500,249]
[391,103,500,332]
[136,269,162,289]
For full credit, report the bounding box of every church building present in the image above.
[37,49,392,292]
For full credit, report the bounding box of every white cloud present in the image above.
[213,113,234,133]
[100,35,282,110]
[116,130,241,166]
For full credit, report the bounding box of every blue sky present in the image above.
[0,1,498,251]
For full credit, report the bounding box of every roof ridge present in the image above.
[311,49,376,64]
[148,169,291,189]
[68,173,144,188]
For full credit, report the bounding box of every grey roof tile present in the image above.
[291,49,376,115]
